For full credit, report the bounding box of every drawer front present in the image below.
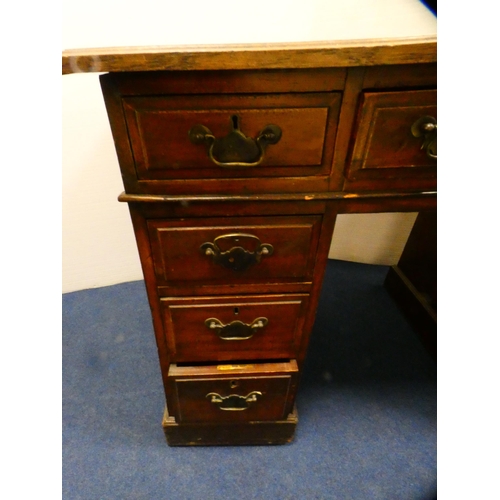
[122,93,341,179]
[345,89,437,187]
[161,294,309,362]
[148,215,322,285]
[168,361,298,423]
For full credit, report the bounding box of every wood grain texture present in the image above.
[62,37,436,74]
[100,68,347,95]
[329,67,366,191]
[363,63,437,88]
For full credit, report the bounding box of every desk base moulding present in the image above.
[162,404,299,446]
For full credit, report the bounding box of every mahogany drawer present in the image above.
[344,89,437,190]
[122,93,341,182]
[161,294,310,362]
[100,69,347,194]
[147,215,322,286]
[167,360,298,424]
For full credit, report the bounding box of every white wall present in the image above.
[63,74,143,293]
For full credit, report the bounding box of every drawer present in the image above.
[122,93,341,180]
[148,215,322,286]
[345,89,437,189]
[161,294,310,362]
[167,360,298,423]
[100,69,347,194]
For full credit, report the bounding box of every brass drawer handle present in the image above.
[206,391,262,411]
[188,115,282,168]
[411,115,437,159]
[205,317,268,340]
[200,233,274,272]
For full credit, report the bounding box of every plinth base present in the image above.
[162,405,298,446]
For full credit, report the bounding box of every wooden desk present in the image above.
[63,1,436,446]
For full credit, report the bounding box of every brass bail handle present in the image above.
[411,115,437,159]
[188,115,282,168]
[205,316,269,340]
[200,233,274,272]
[206,391,262,411]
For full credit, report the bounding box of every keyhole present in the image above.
[230,380,239,389]
[231,115,240,130]
[234,307,239,315]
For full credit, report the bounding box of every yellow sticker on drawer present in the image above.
[217,364,254,371]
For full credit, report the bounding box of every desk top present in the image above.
[62,0,436,74]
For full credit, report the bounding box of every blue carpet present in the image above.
[63,260,436,500]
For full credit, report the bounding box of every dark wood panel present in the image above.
[133,176,332,195]
[100,68,347,95]
[126,199,328,218]
[344,89,437,191]
[363,63,437,89]
[157,282,313,297]
[163,404,298,446]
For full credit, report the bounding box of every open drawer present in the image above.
[167,360,298,424]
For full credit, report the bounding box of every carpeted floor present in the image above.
[62,259,436,500]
